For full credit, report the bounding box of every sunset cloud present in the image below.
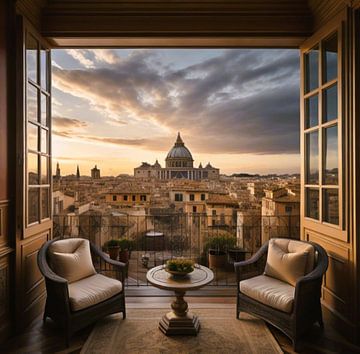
[52,48,300,175]
[53,49,299,155]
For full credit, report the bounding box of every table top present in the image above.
[146,265,214,291]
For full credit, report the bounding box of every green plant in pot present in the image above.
[118,238,134,263]
[105,239,120,260]
[165,258,195,278]
[205,234,237,269]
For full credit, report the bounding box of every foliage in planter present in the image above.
[118,238,134,251]
[166,258,195,273]
[205,234,237,255]
[104,239,121,249]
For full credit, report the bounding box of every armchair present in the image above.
[38,238,126,345]
[234,238,328,351]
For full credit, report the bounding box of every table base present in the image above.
[159,311,200,335]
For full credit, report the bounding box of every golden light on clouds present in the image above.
[52,48,300,176]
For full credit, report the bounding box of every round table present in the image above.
[146,265,214,335]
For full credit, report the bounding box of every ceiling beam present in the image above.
[41,1,313,48]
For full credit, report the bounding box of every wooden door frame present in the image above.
[15,15,53,332]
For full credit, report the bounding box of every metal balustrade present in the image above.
[53,213,300,287]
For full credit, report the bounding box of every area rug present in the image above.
[81,307,283,354]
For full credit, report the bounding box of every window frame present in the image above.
[24,26,52,231]
[300,21,346,241]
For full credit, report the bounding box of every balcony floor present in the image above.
[3,294,358,354]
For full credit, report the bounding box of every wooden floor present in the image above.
[3,294,360,354]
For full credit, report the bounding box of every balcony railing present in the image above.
[53,213,300,287]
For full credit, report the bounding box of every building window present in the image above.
[285,206,292,213]
[201,194,206,201]
[193,206,197,213]
[132,195,136,201]
[140,195,147,201]
[190,194,195,201]
[175,193,183,202]
[212,210,216,216]
[112,195,117,201]
[123,195,128,201]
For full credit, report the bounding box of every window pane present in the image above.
[306,188,319,220]
[324,33,338,83]
[306,131,319,184]
[305,94,318,128]
[28,188,39,224]
[41,156,49,184]
[27,122,38,151]
[41,49,48,90]
[26,35,37,83]
[323,189,339,225]
[28,153,39,185]
[305,46,319,93]
[41,93,47,126]
[41,128,48,153]
[27,84,38,122]
[324,125,338,185]
[41,188,50,219]
[323,84,338,122]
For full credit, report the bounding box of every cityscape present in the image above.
[53,132,300,285]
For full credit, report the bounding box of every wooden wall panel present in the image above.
[18,232,49,329]
[0,0,9,202]
[0,255,11,343]
[0,0,15,344]
[305,228,358,340]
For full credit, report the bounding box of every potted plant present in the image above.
[105,239,120,260]
[118,238,133,263]
[165,258,195,278]
[205,234,237,269]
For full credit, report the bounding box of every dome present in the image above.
[166,133,193,160]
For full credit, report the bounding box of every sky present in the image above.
[52,48,301,176]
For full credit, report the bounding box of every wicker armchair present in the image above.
[234,239,328,351]
[38,238,126,345]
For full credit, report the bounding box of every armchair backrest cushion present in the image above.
[264,239,314,286]
[48,238,96,283]
[270,239,315,273]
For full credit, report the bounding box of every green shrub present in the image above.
[118,237,134,251]
[204,235,237,253]
[105,239,120,248]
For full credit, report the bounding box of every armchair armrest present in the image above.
[293,244,328,317]
[234,242,268,283]
[90,243,127,283]
[37,242,71,315]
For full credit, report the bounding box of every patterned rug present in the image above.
[81,307,283,354]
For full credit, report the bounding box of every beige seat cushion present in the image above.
[68,274,123,312]
[240,275,295,313]
[49,238,96,283]
[264,239,310,286]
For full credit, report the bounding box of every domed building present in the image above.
[134,133,220,180]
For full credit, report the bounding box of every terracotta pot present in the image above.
[208,250,227,269]
[119,250,130,263]
[108,246,120,260]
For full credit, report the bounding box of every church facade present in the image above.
[134,133,220,180]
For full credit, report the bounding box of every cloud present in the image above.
[53,49,300,155]
[88,49,121,64]
[66,49,94,68]
[53,129,172,151]
[52,116,88,138]
[53,116,88,129]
